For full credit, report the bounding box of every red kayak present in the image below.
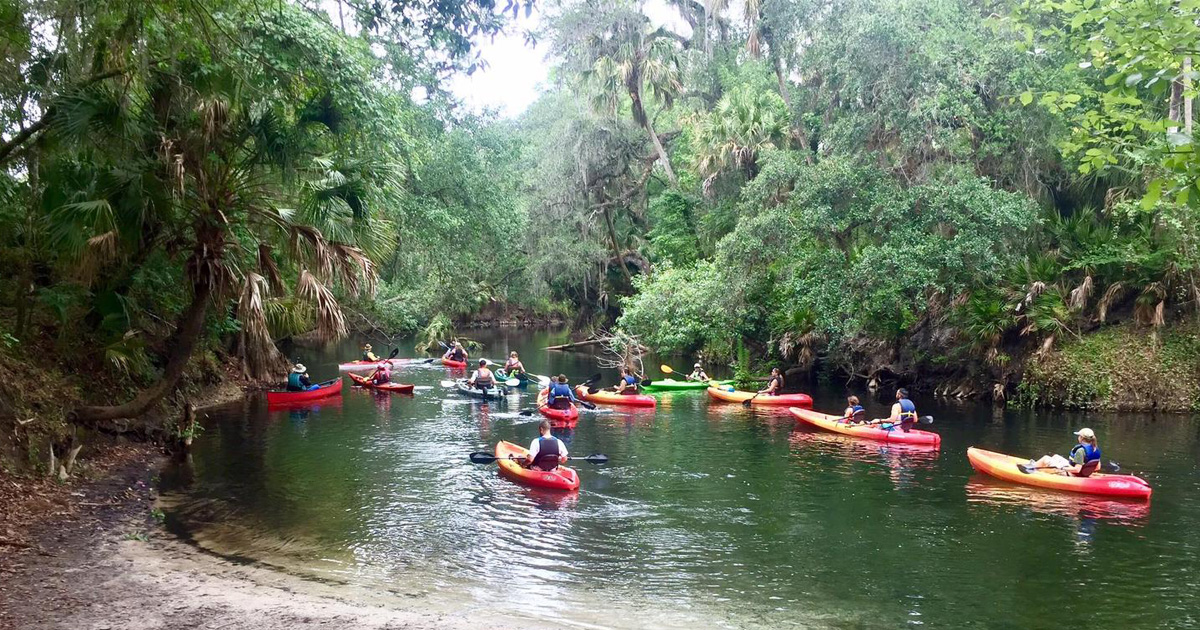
[537,389,579,427]
[495,440,580,491]
[789,407,941,447]
[266,378,343,405]
[576,385,657,407]
[348,373,415,394]
[441,357,468,369]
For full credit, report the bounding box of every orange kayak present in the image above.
[537,389,579,427]
[790,407,940,447]
[966,447,1151,499]
[706,386,812,407]
[495,440,580,491]
[575,385,656,407]
[348,373,415,394]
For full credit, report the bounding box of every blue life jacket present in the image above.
[623,375,637,386]
[847,405,865,423]
[549,382,572,400]
[1070,443,1101,464]
[532,436,561,470]
[894,398,917,431]
[287,372,303,391]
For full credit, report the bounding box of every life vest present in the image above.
[362,351,377,361]
[846,405,865,423]
[1069,443,1101,464]
[450,348,466,361]
[287,372,304,391]
[531,436,561,470]
[374,367,390,384]
[475,367,493,386]
[896,398,917,431]
[549,382,572,401]
[505,359,522,372]
[767,375,784,394]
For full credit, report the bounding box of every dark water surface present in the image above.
[160,329,1200,629]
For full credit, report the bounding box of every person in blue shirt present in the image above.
[286,364,319,391]
[1029,428,1102,477]
[614,366,641,395]
[543,374,579,409]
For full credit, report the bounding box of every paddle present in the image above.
[468,452,609,465]
[361,348,400,384]
[864,415,935,427]
[441,377,521,388]
[742,391,765,407]
[524,374,601,413]
[1018,460,1120,474]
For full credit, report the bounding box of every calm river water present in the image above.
[159,329,1200,629]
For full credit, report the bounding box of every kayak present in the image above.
[495,369,531,387]
[966,447,1152,499]
[338,358,405,371]
[706,386,813,408]
[441,357,468,369]
[348,373,415,394]
[454,379,506,400]
[537,389,579,427]
[641,378,734,392]
[266,378,343,405]
[789,407,941,446]
[495,440,580,492]
[575,385,657,407]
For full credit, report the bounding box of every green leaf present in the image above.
[1141,179,1163,210]
[1019,90,1034,106]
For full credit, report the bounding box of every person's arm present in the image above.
[889,403,902,423]
[558,439,569,462]
[526,439,540,464]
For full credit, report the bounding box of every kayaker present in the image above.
[841,395,866,424]
[504,351,526,377]
[1029,428,1102,477]
[879,388,917,432]
[361,343,379,362]
[468,359,495,390]
[614,366,641,395]
[544,375,578,410]
[372,361,391,385]
[286,364,319,391]
[525,420,569,471]
[687,363,709,382]
[757,368,784,396]
[443,341,467,363]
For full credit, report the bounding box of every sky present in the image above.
[446,1,693,118]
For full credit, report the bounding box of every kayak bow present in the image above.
[789,407,940,447]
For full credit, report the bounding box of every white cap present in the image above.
[1074,428,1096,440]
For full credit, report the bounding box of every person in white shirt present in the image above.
[525,420,568,471]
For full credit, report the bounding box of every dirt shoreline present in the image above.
[0,443,540,630]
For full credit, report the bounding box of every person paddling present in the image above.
[841,395,866,424]
[758,367,784,396]
[468,359,495,390]
[525,420,569,471]
[443,341,467,363]
[372,361,392,385]
[687,362,709,382]
[503,351,526,378]
[1028,428,1102,477]
[544,374,578,409]
[287,363,319,391]
[614,366,641,395]
[361,343,379,362]
[872,388,918,432]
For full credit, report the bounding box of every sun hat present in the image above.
[363,343,372,349]
[293,364,306,373]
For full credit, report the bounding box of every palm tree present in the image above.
[561,3,685,187]
[692,84,789,192]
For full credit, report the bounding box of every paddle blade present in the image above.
[439,380,456,387]
[1105,461,1121,473]
[579,400,597,410]
[641,379,654,386]
[919,415,935,425]
[581,453,609,464]
[582,373,603,386]
[468,452,498,464]
[660,364,675,374]
[518,410,536,416]
[422,358,435,364]
[1017,463,1037,474]
[536,376,552,387]
[504,378,520,387]
[388,348,400,359]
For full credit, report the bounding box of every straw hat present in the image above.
[292,364,306,373]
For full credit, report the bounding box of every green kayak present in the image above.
[641,378,734,392]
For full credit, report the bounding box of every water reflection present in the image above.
[964,477,1151,525]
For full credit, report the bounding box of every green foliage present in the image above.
[617,261,741,358]
[646,192,700,266]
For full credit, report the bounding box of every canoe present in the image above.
[641,378,733,392]
[454,379,506,400]
[266,378,343,404]
[495,440,580,492]
[575,385,657,407]
[789,407,941,447]
[705,386,813,408]
[338,358,405,371]
[348,373,415,394]
[966,447,1152,499]
[537,389,579,427]
[441,357,468,369]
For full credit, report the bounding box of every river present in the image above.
[159,329,1200,629]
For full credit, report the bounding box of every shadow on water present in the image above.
[158,329,1200,629]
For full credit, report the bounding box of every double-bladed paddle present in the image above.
[862,415,935,428]
[468,452,609,465]
[520,373,602,414]
[360,348,400,384]
[1017,460,1121,474]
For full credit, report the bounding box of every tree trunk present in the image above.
[1170,71,1183,133]
[1185,56,1194,135]
[601,205,633,284]
[628,85,678,187]
[69,280,213,424]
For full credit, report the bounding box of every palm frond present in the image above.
[235,273,288,380]
[295,269,347,342]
